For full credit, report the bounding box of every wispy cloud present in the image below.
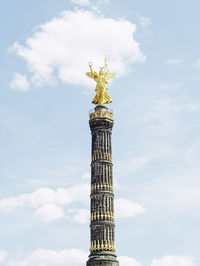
[115,138,200,213]
[137,15,152,28]
[167,58,181,64]
[10,72,30,92]
[70,0,90,6]
[70,0,110,7]
[130,96,200,137]
[193,59,200,70]
[81,172,90,180]
[136,173,200,212]
[0,249,7,263]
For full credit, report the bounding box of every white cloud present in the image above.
[115,198,146,218]
[167,59,181,64]
[137,15,152,27]
[6,248,88,266]
[6,250,195,266]
[73,208,89,224]
[150,255,195,266]
[28,188,56,208]
[0,193,27,210]
[33,204,65,222]
[0,183,89,211]
[70,0,90,6]
[10,73,30,92]
[0,184,146,222]
[12,9,145,88]
[55,183,90,206]
[0,183,89,223]
[0,249,7,262]
[119,256,143,266]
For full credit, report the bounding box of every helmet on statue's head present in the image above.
[99,67,104,75]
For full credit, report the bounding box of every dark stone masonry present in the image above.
[86,105,119,266]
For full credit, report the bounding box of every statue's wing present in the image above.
[85,72,98,79]
[104,72,115,80]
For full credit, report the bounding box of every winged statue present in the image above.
[85,57,115,105]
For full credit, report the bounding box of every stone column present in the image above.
[87,105,119,266]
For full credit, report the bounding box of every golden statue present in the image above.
[86,57,115,105]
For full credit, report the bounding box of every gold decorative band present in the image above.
[90,240,116,252]
[91,211,114,222]
[90,111,113,121]
[91,183,113,192]
[92,152,112,162]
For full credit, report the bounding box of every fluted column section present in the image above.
[87,105,119,266]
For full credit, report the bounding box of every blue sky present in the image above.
[0,0,200,265]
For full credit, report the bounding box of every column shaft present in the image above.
[87,105,119,266]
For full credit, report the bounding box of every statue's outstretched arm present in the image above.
[85,71,98,79]
[89,61,94,74]
[85,61,98,79]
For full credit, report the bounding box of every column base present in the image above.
[87,254,119,266]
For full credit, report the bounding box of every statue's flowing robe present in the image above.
[85,71,115,105]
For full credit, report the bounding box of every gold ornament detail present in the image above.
[91,182,113,192]
[92,152,112,162]
[90,211,114,222]
[89,109,113,120]
[90,240,116,252]
[86,57,115,105]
